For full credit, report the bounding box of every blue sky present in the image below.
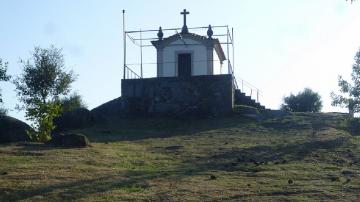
[0,0,360,122]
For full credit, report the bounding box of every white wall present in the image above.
[213,49,222,75]
[162,38,208,77]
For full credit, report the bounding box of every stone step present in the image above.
[234,88,265,110]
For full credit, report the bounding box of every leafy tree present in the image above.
[281,88,322,112]
[0,59,11,115]
[331,48,360,117]
[59,92,87,113]
[0,59,11,104]
[13,46,75,142]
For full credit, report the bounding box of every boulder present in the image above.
[0,115,31,144]
[54,108,95,132]
[91,97,126,121]
[48,133,89,148]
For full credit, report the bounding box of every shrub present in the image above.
[345,118,360,136]
[281,88,322,112]
[59,93,87,113]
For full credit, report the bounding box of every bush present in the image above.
[54,107,94,132]
[281,88,322,112]
[345,118,360,136]
[0,107,7,115]
[59,93,87,113]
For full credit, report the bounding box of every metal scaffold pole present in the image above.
[232,27,234,74]
[140,29,143,78]
[122,10,126,80]
[226,25,230,74]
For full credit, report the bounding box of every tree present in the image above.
[59,92,87,113]
[331,48,360,117]
[0,59,11,115]
[281,88,322,112]
[13,46,75,142]
[0,59,11,104]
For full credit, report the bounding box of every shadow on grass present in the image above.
[80,115,255,143]
[0,171,156,201]
[261,113,348,133]
[190,136,349,172]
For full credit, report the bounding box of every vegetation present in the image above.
[13,46,76,142]
[59,92,87,113]
[281,88,322,112]
[331,48,360,117]
[0,113,359,201]
[0,58,11,115]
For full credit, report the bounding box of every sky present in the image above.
[0,0,360,122]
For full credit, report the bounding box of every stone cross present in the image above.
[180,9,190,33]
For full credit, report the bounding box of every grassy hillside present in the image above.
[0,112,359,201]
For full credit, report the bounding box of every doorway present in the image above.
[178,53,191,78]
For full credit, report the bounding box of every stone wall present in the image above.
[121,74,234,115]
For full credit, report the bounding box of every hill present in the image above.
[0,112,359,201]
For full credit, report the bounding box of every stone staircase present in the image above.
[234,89,265,110]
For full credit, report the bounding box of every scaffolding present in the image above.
[121,10,262,102]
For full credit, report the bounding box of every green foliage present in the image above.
[26,102,61,142]
[344,118,360,136]
[0,58,11,104]
[331,48,360,117]
[13,46,76,142]
[281,88,322,112]
[0,107,7,115]
[59,93,87,113]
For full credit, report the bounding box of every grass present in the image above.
[0,112,360,201]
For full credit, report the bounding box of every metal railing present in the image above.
[239,78,262,103]
[124,65,142,79]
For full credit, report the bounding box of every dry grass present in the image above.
[0,112,360,201]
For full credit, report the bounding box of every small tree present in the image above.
[14,46,75,142]
[281,88,322,112]
[331,48,360,117]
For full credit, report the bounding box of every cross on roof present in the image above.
[180,9,189,33]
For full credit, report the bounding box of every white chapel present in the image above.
[151,9,226,78]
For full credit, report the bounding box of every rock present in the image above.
[48,133,90,148]
[288,179,293,184]
[0,115,31,144]
[209,174,216,180]
[329,175,340,182]
[342,169,355,176]
[54,108,95,132]
[165,145,183,151]
[91,97,125,120]
[344,178,351,184]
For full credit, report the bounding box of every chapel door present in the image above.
[178,53,191,78]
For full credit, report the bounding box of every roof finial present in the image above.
[157,26,163,40]
[180,9,190,34]
[207,25,213,38]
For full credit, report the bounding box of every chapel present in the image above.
[151,9,226,78]
[120,9,264,115]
